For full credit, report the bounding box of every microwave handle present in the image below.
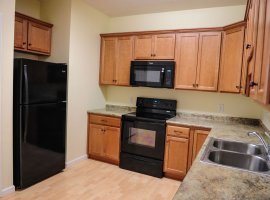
[160,68,165,84]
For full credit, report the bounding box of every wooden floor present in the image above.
[2,159,181,200]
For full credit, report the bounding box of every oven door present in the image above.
[121,118,166,160]
[130,65,164,87]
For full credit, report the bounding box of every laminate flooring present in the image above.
[2,159,181,200]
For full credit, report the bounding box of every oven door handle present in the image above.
[134,120,165,128]
[126,133,136,140]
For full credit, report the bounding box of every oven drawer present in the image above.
[89,114,121,127]
[167,126,190,138]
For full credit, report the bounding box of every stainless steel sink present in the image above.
[201,137,270,175]
[212,139,263,155]
[208,151,269,172]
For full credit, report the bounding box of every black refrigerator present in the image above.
[13,58,67,189]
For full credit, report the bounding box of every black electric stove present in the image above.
[120,97,177,178]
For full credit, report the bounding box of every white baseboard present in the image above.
[65,154,88,168]
[0,185,15,197]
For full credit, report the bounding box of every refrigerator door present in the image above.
[15,59,67,105]
[14,102,66,189]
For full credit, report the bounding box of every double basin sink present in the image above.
[201,137,270,175]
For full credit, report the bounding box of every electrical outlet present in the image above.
[218,104,224,113]
[129,97,134,105]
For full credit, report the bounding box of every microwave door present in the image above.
[131,66,163,87]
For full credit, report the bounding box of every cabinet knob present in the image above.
[249,81,258,87]
[196,84,199,87]
[193,84,196,88]
[246,44,251,49]
[28,43,32,46]
[153,54,156,57]
[22,42,26,45]
[235,86,242,89]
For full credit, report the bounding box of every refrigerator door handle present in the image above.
[23,65,29,103]
[23,106,29,143]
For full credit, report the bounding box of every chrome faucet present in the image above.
[247,131,270,160]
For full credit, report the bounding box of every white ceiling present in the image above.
[85,0,247,17]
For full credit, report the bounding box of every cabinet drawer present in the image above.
[167,126,190,138]
[89,114,121,127]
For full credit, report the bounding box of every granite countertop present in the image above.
[88,106,270,200]
[169,114,270,200]
[88,105,135,117]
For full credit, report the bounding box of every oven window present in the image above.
[129,127,156,148]
[134,70,160,83]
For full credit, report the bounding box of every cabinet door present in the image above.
[88,124,104,157]
[196,32,221,91]
[153,34,175,59]
[192,129,209,161]
[252,0,270,104]
[248,0,260,97]
[164,136,189,178]
[104,126,120,163]
[115,36,133,86]
[134,35,153,59]
[28,21,52,54]
[14,16,27,50]
[175,33,199,89]
[100,37,117,85]
[219,27,245,93]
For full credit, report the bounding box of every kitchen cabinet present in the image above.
[88,114,121,165]
[164,125,210,180]
[100,36,133,86]
[192,129,210,162]
[164,126,190,180]
[248,0,270,105]
[219,24,245,93]
[174,32,221,91]
[14,12,53,55]
[134,34,175,60]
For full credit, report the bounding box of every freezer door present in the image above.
[15,59,67,104]
[14,102,66,189]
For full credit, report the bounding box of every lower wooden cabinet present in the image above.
[192,129,210,162]
[164,126,191,180]
[88,114,120,165]
[164,136,189,179]
[164,125,210,180]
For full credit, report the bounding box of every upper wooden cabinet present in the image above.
[14,16,27,50]
[134,34,175,60]
[219,25,245,93]
[240,0,270,105]
[100,36,133,86]
[14,12,53,55]
[175,32,221,91]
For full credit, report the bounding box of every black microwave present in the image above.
[130,61,175,88]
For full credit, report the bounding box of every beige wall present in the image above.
[106,86,263,118]
[104,5,266,119]
[40,0,71,63]
[0,0,15,189]
[107,5,246,32]
[66,0,108,162]
[15,0,40,18]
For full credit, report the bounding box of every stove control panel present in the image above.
[136,97,177,111]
